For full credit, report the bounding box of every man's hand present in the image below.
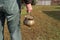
[26,4,32,13]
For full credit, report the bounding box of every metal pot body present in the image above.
[24,19,35,26]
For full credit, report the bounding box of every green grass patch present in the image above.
[21,5,60,15]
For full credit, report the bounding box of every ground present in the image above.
[4,6,60,40]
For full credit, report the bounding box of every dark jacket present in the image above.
[24,0,32,4]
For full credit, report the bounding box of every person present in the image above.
[0,0,32,40]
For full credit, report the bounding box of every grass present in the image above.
[21,5,60,40]
[32,5,60,11]
[5,5,60,40]
[43,11,60,20]
[21,5,60,15]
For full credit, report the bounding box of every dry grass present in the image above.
[4,6,60,40]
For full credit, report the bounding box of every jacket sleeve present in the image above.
[24,0,32,4]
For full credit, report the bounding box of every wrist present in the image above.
[26,4,32,8]
[26,4,31,6]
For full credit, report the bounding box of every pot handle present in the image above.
[25,12,31,17]
[27,12,31,15]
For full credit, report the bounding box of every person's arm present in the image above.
[24,0,32,13]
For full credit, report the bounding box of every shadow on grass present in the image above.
[55,7,60,9]
[43,11,60,20]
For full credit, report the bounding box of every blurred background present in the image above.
[4,0,60,40]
